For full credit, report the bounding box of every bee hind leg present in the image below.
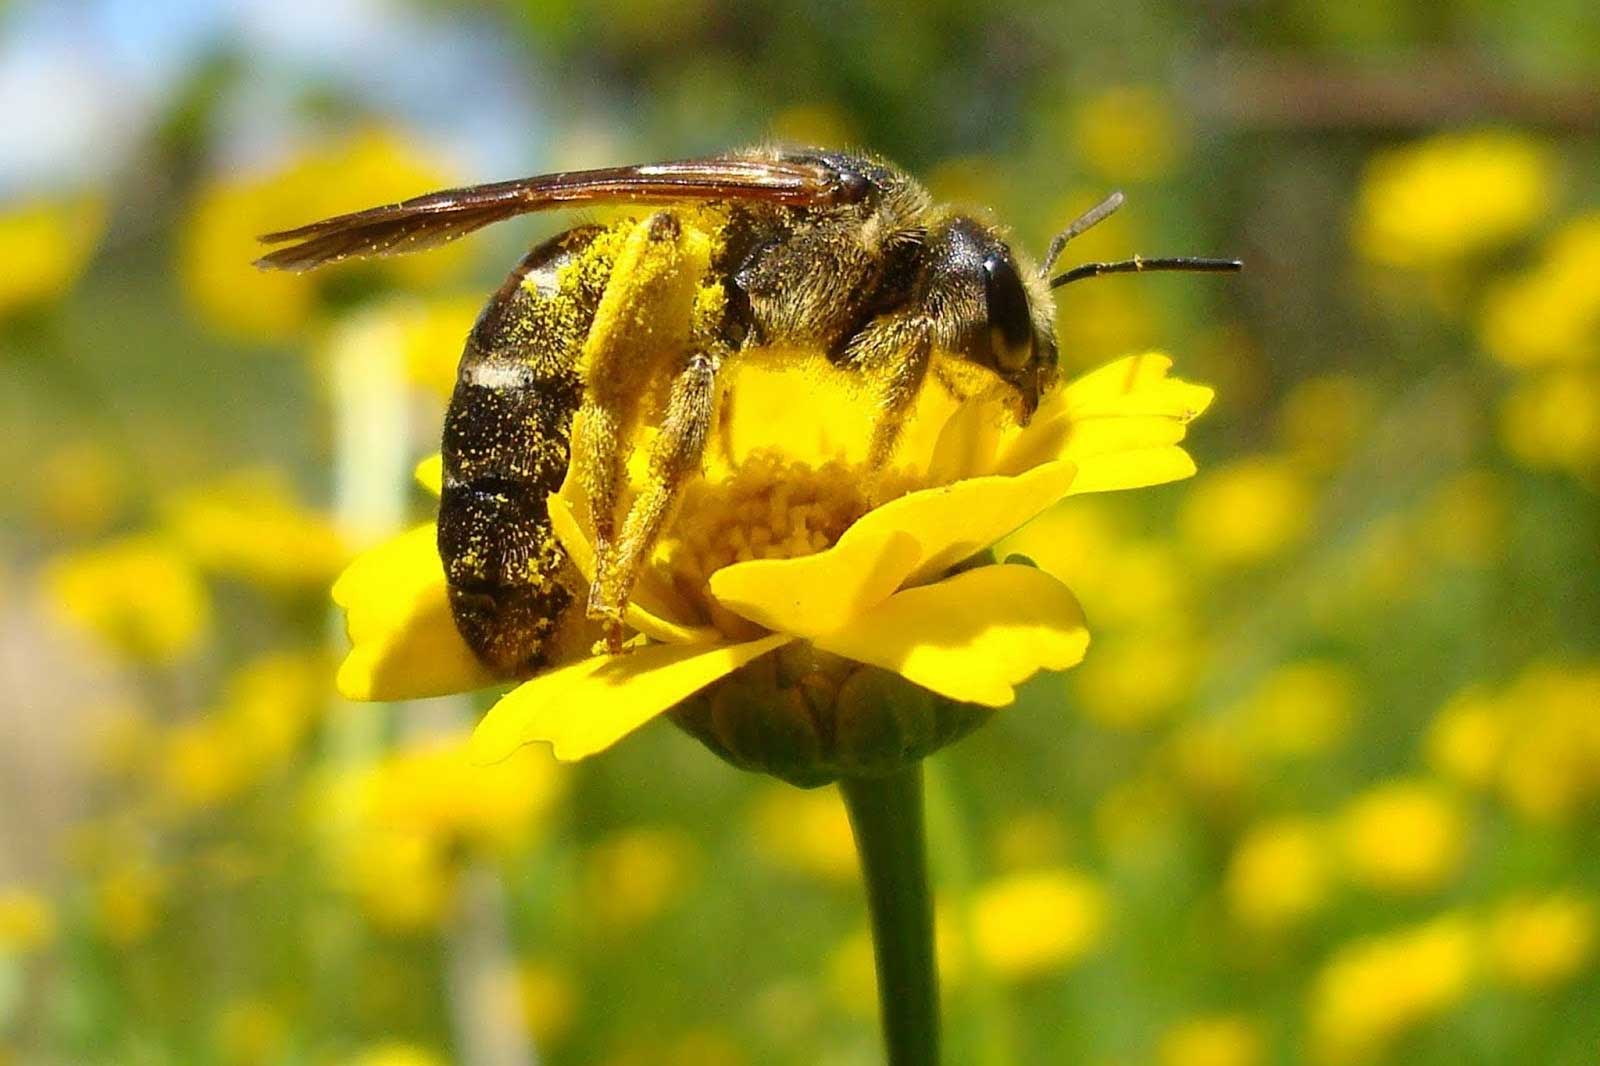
[591,347,722,650]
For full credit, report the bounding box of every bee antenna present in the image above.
[1038,191,1125,278]
[1050,255,1243,289]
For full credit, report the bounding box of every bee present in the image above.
[257,146,1239,675]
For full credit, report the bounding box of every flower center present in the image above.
[658,450,875,598]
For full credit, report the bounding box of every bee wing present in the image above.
[255,156,858,271]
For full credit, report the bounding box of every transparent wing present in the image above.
[255,156,858,271]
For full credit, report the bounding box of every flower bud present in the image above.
[670,642,993,787]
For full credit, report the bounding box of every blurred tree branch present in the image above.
[1189,51,1600,130]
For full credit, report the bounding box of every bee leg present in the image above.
[592,348,722,651]
[844,313,934,470]
[570,209,713,646]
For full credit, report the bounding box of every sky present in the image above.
[0,0,551,196]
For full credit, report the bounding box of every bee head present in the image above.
[925,215,1059,418]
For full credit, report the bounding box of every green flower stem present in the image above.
[840,764,941,1066]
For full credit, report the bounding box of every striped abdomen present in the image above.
[437,226,606,675]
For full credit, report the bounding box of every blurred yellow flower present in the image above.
[1070,85,1184,183]
[578,827,697,935]
[43,534,212,662]
[1498,367,1600,477]
[0,194,105,319]
[1493,663,1600,822]
[93,862,166,945]
[346,733,564,854]
[333,352,1211,783]
[1225,816,1331,932]
[394,293,485,398]
[769,103,857,149]
[1157,1013,1264,1066]
[161,469,350,591]
[601,1029,746,1066]
[1003,502,1190,629]
[746,784,857,883]
[518,959,580,1047]
[1236,660,1358,758]
[319,732,563,930]
[1180,456,1311,567]
[1338,780,1468,895]
[343,1043,446,1066]
[1167,718,1253,815]
[1309,913,1478,1063]
[28,439,130,537]
[1478,213,1600,368]
[159,652,328,810]
[0,887,57,954]
[991,810,1071,872]
[214,997,288,1066]
[341,830,455,933]
[1486,892,1597,990]
[1073,625,1199,730]
[180,128,468,341]
[1425,688,1507,790]
[1275,374,1375,475]
[969,868,1108,981]
[1418,469,1506,568]
[1353,130,1555,269]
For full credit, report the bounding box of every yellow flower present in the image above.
[518,959,580,1046]
[342,1043,446,1066]
[1072,624,1199,730]
[0,194,105,319]
[395,293,486,399]
[1180,455,1311,567]
[746,784,857,882]
[332,351,1212,780]
[1478,213,1600,368]
[215,997,288,1066]
[578,827,697,935]
[1234,660,1358,759]
[28,439,130,536]
[161,469,350,591]
[1353,130,1555,269]
[93,862,166,945]
[1494,663,1600,822]
[1485,892,1597,990]
[1498,367,1600,476]
[318,731,563,930]
[1157,1013,1264,1066]
[1070,85,1185,183]
[1308,914,1478,1064]
[180,128,468,341]
[0,887,57,954]
[1337,780,1468,895]
[159,652,328,810]
[1225,816,1332,932]
[1425,688,1507,789]
[43,534,212,662]
[1275,373,1375,476]
[968,868,1108,981]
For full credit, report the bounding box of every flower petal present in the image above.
[709,460,1077,638]
[414,454,443,496]
[546,494,721,645]
[995,352,1214,485]
[471,633,792,763]
[812,563,1089,707]
[332,524,498,700]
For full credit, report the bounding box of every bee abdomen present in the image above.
[438,226,605,676]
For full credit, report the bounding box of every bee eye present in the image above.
[982,252,1034,371]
